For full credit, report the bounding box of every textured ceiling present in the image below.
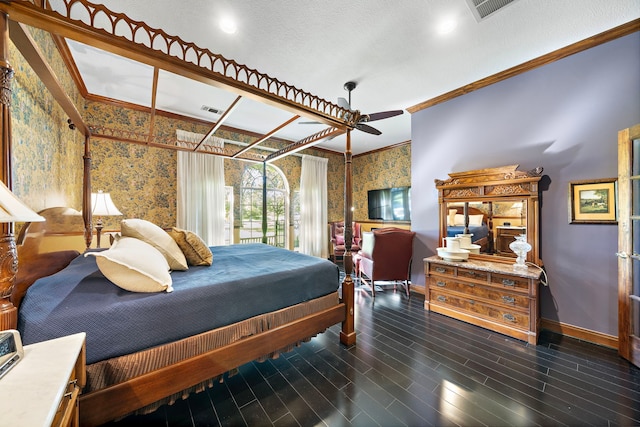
[68,0,639,155]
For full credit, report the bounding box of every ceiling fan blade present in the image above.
[365,110,404,122]
[299,121,321,124]
[337,97,350,110]
[355,123,382,135]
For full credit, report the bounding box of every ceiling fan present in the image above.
[302,81,404,135]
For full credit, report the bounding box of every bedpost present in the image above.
[340,129,356,346]
[0,11,17,330]
[83,134,92,249]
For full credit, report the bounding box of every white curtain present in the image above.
[176,130,226,246]
[299,155,328,258]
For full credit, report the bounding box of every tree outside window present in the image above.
[240,163,289,248]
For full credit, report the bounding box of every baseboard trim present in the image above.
[541,318,618,350]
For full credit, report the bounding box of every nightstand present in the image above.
[0,332,86,426]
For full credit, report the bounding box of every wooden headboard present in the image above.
[12,207,84,309]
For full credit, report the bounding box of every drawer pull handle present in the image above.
[469,300,475,305]
[502,279,515,287]
[503,313,516,322]
[502,296,515,304]
[437,295,447,302]
[467,272,476,277]
[437,281,446,287]
[467,283,475,287]
[435,267,446,273]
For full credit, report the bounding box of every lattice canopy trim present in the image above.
[12,0,351,128]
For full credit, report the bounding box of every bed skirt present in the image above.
[84,291,340,417]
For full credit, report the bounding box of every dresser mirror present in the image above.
[435,165,543,265]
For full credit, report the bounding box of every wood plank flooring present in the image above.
[102,279,640,426]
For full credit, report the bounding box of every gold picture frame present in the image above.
[569,178,617,224]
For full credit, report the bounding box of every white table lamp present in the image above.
[91,190,122,248]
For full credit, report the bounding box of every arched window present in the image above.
[240,163,289,248]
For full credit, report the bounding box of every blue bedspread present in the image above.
[447,224,489,241]
[18,244,339,364]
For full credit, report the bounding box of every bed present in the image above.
[446,206,493,253]
[0,1,359,425]
[16,220,343,424]
[11,210,349,425]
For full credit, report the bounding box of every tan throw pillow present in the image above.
[85,236,173,293]
[168,228,213,266]
[120,218,188,271]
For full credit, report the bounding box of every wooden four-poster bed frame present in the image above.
[0,1,360,425]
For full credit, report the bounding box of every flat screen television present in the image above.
[367,186,411,221]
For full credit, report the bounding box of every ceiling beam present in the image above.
[266,127,344,163]
[232,115,300,158]
[8,20,89,136]
[148,67,159,144]
[193,95,242,151]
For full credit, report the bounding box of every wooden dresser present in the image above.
[425,256,542,344]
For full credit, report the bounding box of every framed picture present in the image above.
[569,178,617,224]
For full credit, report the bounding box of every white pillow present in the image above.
[121,219,188,271]
[453,214,484,227]
[469,214,484,226]
[85,237,173,293]
[447,209,457,226]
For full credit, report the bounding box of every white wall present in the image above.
[410,33,640,336]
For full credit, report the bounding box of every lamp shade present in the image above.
[0,181,44,223]
[91,191,123,216]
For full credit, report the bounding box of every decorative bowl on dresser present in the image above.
[428,165,545,344]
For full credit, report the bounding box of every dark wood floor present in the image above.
[103,279,640,427]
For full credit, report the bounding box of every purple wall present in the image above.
[410,33,640,336]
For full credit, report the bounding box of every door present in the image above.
[618,124,640,367]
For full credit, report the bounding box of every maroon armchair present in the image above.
[330,221,361,263]
[358,227,416,297]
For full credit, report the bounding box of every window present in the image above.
[240,163,289,248]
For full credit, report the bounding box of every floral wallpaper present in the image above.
[10,28,85,212]
[352,144,412,222]
[7,27,410,236]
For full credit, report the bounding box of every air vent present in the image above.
[201,105,225,115]
[465,0,520,21]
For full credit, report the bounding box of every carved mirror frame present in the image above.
[435,164,543,265]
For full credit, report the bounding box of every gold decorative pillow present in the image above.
[120,218,188,271]
[85,236,173,293]
[168,227,213,266]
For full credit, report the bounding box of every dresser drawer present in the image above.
[430,278,530,310]
[490,273,530,293]
[457,268,488,281]
[428,263,456,276]
[431,289,530,329]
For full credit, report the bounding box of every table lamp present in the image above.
[91,190,122,248]
[0,180,44,330]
